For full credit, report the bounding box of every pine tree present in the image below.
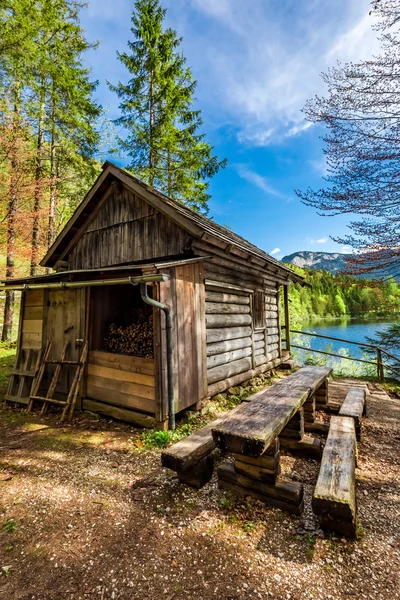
[27,0,101,275]
[109,0,226,213]
[0,0,41,340]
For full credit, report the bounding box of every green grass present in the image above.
[0,344,16,398]
[141,423,191,449]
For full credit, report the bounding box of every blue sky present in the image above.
[80,0,381,259]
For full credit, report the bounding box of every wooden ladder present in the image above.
[5,347,45,406]
[28,341,88,422]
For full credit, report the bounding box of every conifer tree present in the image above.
[110,0,226,213]
[28,0,101,275]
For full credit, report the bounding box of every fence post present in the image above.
[376,348,383,382]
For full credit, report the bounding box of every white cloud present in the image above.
[285,122,313,138]
[270,248,281,256]
[309,157,328,176]
[237,128,275,147]
[182,0,381,144]
[235,164,284,198]
[308,237,328,244]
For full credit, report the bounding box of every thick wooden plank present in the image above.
[206,313,252,329]
[234,459,280,483]
[83,398,156,428]
[205,291,250,305]
[254,354,267,367]
[206,326,252,344]
[87,383,156,414]
[87,373,155,400]
[161,403,245,471]
[233,451,279,470]
[207,357,252,385]
[339,387,366,422]
[205,302,250,314]
[207,336,251,356]
[87,363,154,387]
[312,416,357,537]
[211,367,330,455]
[22,319,42,334]
[212,384,310,456]
[89,350,155,375]
[207,356,284,397]
[21,332,42,349]
[24,306,43,320]
[280,436,322,459]
[207,347,252,370]
[24,290,44,307]
[218,461,304,515]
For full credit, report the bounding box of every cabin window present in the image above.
[90,284,154,358]
[253,290,266,329]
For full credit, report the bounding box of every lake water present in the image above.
[292,318,399,375]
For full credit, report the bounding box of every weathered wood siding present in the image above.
[45,289,86,362]
[67,186,188,269]
[201,256,284,396]
[21,290,44,349]
[157,262,207,420]
[87,350,156,415]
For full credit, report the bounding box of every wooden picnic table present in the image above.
[212,366,332,457]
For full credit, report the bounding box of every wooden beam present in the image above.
[283,284,290,352]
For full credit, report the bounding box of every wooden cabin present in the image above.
[3,162,303,428]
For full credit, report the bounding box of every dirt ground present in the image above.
[0,377,399,600]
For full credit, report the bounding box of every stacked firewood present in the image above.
[104,309,154,358]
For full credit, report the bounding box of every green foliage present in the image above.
[141,423,191,449]
[2,518,16,533]
[109,0,226,212]
[285,267,400,327]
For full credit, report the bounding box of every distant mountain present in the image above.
[281,250,396,280]
[281,251,350,274]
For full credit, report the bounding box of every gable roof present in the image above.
[40,161,303,283]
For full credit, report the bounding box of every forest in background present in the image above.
[0,0,225,342]
[287,265,400,327]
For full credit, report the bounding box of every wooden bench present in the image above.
[312,416,357,538]
[161,404,245,488]
[162,366,331,500]
[339,387,367,441]
[213,366,331,513]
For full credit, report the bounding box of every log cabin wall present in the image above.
[189,239,287,397]
[66,186,188,270]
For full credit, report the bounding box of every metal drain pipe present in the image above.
[129,278,175,430]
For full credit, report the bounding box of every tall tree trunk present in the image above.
[149,71,154,187]
[30,82,45,277]
[2,89,20,342]
[2,166,17,342]
[167,147,172,197]
[47,91,57,274]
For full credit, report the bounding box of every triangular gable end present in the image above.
[40,163,202,269]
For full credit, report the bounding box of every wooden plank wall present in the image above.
[200,254,284,396]
[21,290,44,349]
[67,187,187,269]
[87,350,156,415]
[158,262,206,419]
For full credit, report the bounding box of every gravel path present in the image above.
[0,378,399,600]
